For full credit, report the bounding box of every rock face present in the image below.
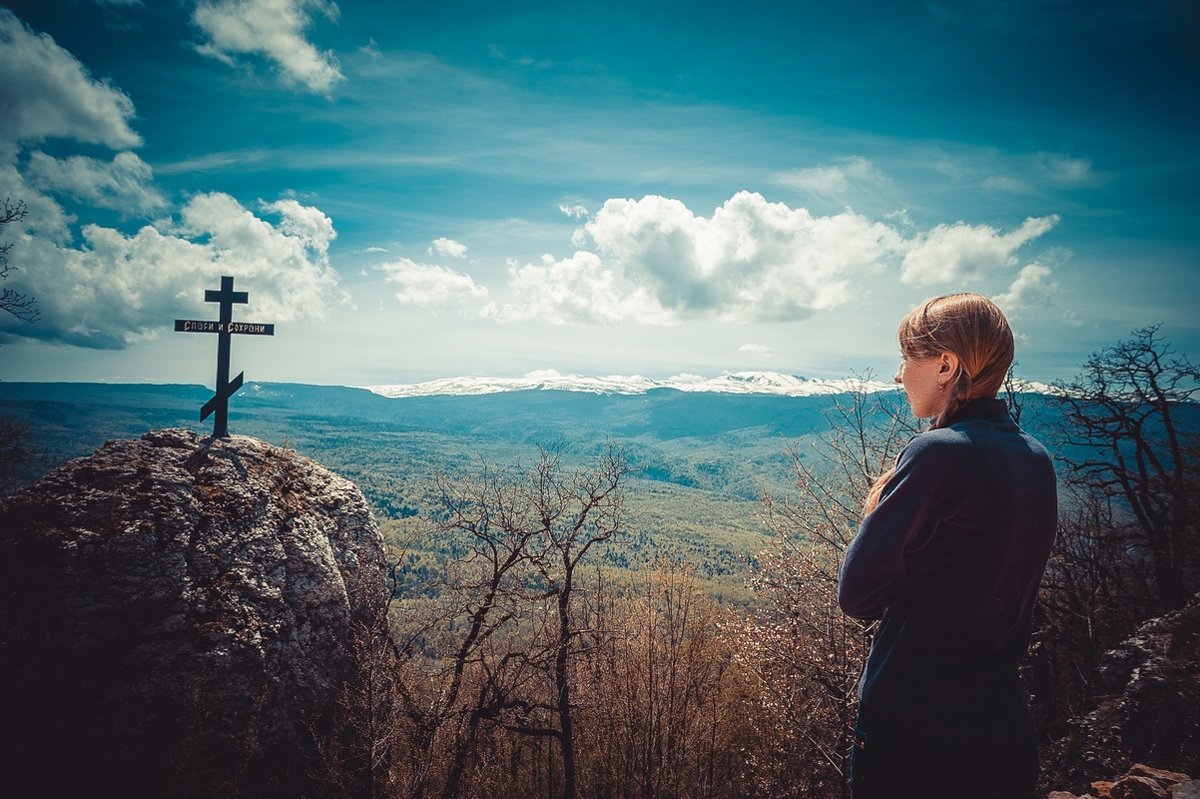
[0,429,388,798]
[1045,592,1200,795]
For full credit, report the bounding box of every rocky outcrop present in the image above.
[0,429,388,798]
[1044,593,1200,796]
[1047,763,1193,799]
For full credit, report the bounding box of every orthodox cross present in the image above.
[174,275,275,438]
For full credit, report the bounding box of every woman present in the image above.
[839,293,1057,799]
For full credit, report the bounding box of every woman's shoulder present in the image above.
[909,414,1054,477]
[897,426,978,468]
[904,424,975,451]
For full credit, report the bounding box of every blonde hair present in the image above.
[863,293,1015,513]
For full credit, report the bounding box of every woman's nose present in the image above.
[894,367,903,384]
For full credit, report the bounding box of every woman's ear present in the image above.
[939,351,960,380]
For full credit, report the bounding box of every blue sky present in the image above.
[0,0,1196,387]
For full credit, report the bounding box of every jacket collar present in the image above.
[947,396,1011,425]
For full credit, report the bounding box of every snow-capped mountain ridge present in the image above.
[365,370,900,399]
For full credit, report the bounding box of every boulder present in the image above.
[0,430,388,798]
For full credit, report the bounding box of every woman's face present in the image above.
[895,353,950,418]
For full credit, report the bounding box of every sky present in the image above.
[0,0,1197,388]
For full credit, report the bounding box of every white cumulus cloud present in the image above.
[428,237,467,258]
[487,252,672,326]
[993,262,1055,312]
[584,191,905,322]
[559,204,589,219]
[258,196,336,256]
[26,151,166,215]
[0,9,141,150]
[0,192,344,348]
[900,215,1058,286]
[192,0,344,94]
[378,259,489,311]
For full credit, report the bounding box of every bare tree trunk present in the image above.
[555,574,578,799]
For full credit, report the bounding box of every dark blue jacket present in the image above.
[838,398,1057,734]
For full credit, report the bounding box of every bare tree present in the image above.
[1,198,38,324]
[433,460,553,799]
[1052,325,1200,609]
[576,558,767,799]
[520,445,628,799]
[748,380,916,796]
[1003,364,1025,424]
[381,465,546,799]
[391,447,629,799]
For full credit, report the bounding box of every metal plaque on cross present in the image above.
[174,275,275,438]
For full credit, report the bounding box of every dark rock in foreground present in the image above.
[1044,591,1200,794]
[0,429,388,798]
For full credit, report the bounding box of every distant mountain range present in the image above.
[366,370,895,398]
[0,379,886,524]
[364,369,1056,399]
[0,374,1065,511]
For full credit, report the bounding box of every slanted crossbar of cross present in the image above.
[174,275,274,438]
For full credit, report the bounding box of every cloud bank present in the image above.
[390,191,1057,328]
